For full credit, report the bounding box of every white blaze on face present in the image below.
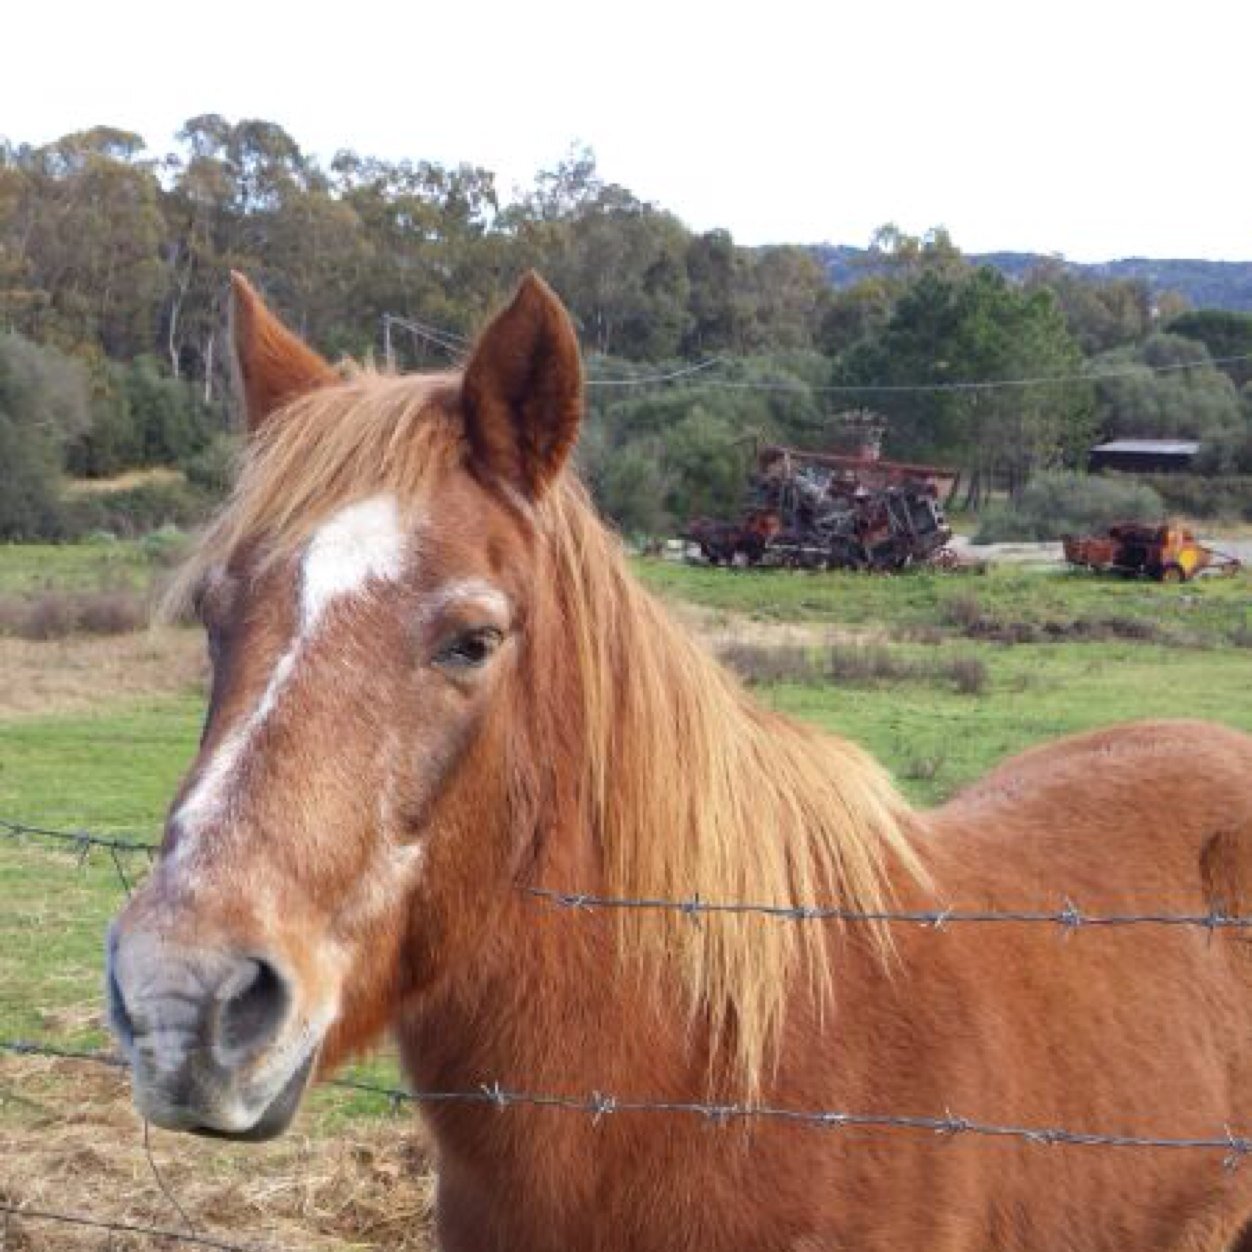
[300,495,407,631]
[171,495,407,856]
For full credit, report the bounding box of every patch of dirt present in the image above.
[668,603,886,651]
[0,629,207,719]
[64,468,186,496]
[0,1055,435,1250]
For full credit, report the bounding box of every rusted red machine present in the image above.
[1063,523,1240,582]
[685,445,957,571]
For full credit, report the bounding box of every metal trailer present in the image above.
[1063,523,1241,582]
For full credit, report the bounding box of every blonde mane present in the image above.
[173,369,920,1091]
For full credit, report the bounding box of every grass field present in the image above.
[3,542,1252,1248]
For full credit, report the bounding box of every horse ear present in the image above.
[229,272,336,433]
[461,272,583,498]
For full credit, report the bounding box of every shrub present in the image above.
[1129,472,1252,521]
[948,656,988,695]
[940,591,985,631]
[827,644,913,685]
[62,478,213,538]
[720,641,820,685]
[974,472,1164,542]
[183,431,239,497]
[0,589,147,639]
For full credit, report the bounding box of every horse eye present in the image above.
[434,627,503,670]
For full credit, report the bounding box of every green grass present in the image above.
[765,640,1252,805]
[0,696,402,1117]
[0,539,159,593]
[3,547,1252,1123]
[635,558,1252,645]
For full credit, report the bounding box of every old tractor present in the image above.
[1063,523,1240,583]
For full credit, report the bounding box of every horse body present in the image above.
[402,718,1252,1252]
[106,272,1252,1250]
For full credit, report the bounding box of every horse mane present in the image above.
[168,368,921,1092]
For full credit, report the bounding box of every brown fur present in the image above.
[121,276,1252,1251]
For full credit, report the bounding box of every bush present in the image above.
[0,334,90,540]
[0,589,147,638]
[62,478,213,538]
[183,432,239,496]
[974,472,1165,542]
[1128,472,1252,521]
[720,641,820,685]
[67,357,222,478]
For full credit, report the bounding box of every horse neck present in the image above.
[398,504,913,1107]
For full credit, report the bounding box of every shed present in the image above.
[1087,439,1200,475]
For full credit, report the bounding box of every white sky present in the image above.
[4,0,1249,262]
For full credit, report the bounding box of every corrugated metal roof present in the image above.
[1090,439,1200,456]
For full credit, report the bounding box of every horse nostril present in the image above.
[216,958,291,1063]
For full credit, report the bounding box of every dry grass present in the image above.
[0,590,149,640]
[0,628,206,719]
[719,639,989,697]
[64,468,187,496]
[0,1055,435,1250]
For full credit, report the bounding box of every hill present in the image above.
[813,245,1252,311]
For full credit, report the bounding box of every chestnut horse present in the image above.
[108,272,1252,1251]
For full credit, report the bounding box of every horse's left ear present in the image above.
[461,272,583,499]
[229,272,337,433]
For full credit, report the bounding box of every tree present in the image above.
[1024,263,1153,355]
[833,267,1094,502]
[1091,333,1243,441]
[0,334,89,537]
[1167,309,1252,389]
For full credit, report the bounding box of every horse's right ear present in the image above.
[229,272,337,433]
[461,272,583,499]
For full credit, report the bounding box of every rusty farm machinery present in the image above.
[684,444,957,572]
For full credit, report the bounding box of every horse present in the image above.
[107,271,1252,1251]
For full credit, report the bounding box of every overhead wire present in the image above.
[380,309,1252,394]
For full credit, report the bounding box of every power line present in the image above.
[586,357,729,388]
[605,352,1252,396]
[381,303,1252,394]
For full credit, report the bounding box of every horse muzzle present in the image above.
[106,925,320,1141]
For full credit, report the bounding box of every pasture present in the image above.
[3,540,1252,1248]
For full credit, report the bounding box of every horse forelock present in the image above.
[162,369,464,619]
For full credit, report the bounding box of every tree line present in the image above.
[3,118,1252,539]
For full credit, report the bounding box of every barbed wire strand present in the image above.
[525,886,1252,933]
[0,816,154,855]
[8,819,1252,935]
[3,1038,1250,1168]
[0,1201,283,1252]
[144,1115,198,1238]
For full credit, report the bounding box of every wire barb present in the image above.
[0,1201,280,1251]
[525,884,1252,934]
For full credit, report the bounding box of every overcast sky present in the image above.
[4,0,1248,262]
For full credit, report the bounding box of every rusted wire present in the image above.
[526,886,1252,933]
[0,1201,281,1251]
[4,1037,1250,1168]
[8,817,1252,936]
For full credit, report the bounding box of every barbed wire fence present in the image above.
[7,814,1252,1246]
